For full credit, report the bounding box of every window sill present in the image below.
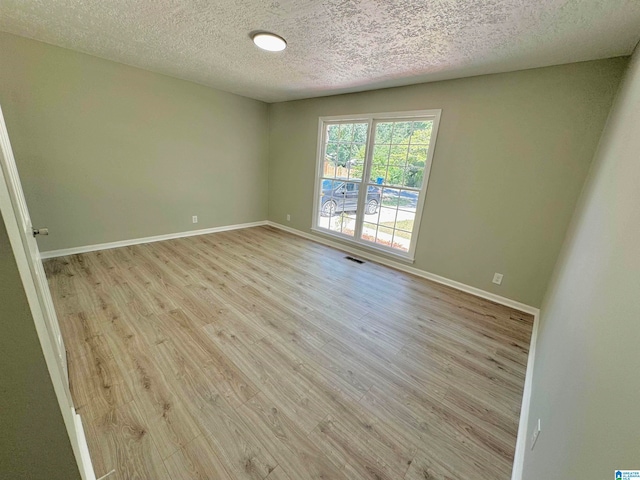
[310,227,416,264]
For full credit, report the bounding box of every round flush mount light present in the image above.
[252,32,287,52]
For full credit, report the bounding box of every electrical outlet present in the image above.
[531,418,541,450]
[192,216,198,224]
[286,214,291,222]
[492,273,504,285]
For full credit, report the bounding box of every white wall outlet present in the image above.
[492,272,504,285]
[286,214,291,222]
[192,215,198,224]
[531,418,541,450]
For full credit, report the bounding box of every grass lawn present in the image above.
[382,197,415,209]
[380,219,413,239]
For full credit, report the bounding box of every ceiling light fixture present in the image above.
[252,32,287,52]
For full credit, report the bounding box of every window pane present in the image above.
[341,182,360,214]
[361,222,378,243]
[405,144,427,188]
[376,226,394,247]
[391,122,412,145]
[323,156,336,179]
[403,165,423,188]
[370,168,386,186]
[336,144,351,172]
[371,144,390,184]
[408,144,428,163]
[398,189,419,210]
[395,209,416,234]
[318,178,359,235]
[350,143,366,163]
[318,180,341,222]
[324,142,338,178]
[348,161,363,181]
[338,123,354,142]
[375,122,394,144]
[353,123,368,143]
[378,206,397,228]
[409,121,432,145]
[347,144,365,181]
[377,207,399,244]
[389,145,408,166]
[323,211,355,237]
[373,144,390,165]
[327,124,340,142]
[384,166,405,187]
[341,212,357,237]
[331,213,349,235]
[381,188,400,208]
[363,185,382,221]
[323,123,368,183]
[324,179,342,194]
[392,231,411,252]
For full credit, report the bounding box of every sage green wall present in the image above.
[0,31,628,308]
[0,213,80,479]
[0,32,269,252]
[267,59,626,307]
[523,47,640,479]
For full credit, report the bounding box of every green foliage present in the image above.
[325,120,432,189]
[325,123,367,168]
[370,121,432,189]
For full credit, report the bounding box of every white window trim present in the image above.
[311,109,442,262]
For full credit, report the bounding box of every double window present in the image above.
[313,110,441,260]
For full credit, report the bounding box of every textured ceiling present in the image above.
[0,0,639,102]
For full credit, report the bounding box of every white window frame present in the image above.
[311,109,442,262]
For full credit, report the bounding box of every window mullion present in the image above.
[355,118,376,240]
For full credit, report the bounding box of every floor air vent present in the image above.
[345,256,365,264]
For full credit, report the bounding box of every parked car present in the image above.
[320,179,381,216]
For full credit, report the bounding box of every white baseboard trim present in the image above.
[40,221,269,259]
[267,221,539,315]
[267,221,540,480]
[510,309,539,480]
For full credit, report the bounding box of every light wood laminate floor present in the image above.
[44,226,533,480]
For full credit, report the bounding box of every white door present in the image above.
[0,105,70,398]
[0,104,95,478]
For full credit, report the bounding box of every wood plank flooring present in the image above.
[44,226,533,480]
